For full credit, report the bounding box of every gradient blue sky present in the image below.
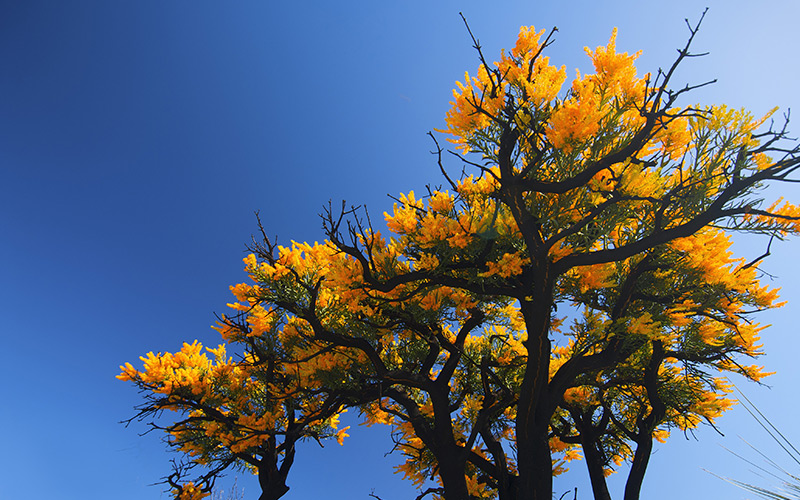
[2,1,800,499]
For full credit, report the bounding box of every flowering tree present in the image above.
[119,13,800,500]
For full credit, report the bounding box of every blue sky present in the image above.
[2,1,800,499]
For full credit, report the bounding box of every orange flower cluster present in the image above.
[172,482,209,500]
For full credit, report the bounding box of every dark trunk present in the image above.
[624,341,665,500]
[515,290,555,500]
[431,383,471,499]
[515,430,554,500]
[257,437,294,500]
[623,436,652,500]
[437,446,471,499]
[580,436,612,500]
[257,470,289,500]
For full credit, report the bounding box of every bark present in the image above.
[623,341,665,500]
[430,383,471,499]
[257,437,294,500]
[257,468,290,500]
[437,447,471,500]
[515,431,555,500]
[579,436,612,500]
[515,289,555,500]
[622,436,652,500]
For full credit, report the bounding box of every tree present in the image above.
[119,12,800,500]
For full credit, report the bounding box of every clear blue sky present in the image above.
[2,1,799,499]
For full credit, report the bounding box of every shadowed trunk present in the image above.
[257,437,294,500]
[515,289,555,500]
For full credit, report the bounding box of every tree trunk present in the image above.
[257,471,289,500]
[515,292,555,500]
[430,384,471,499]
[437,445,471,499]
[515,430,554,500]
[623,436,652,500]
[257,438,293,500]
[580,436,612,500]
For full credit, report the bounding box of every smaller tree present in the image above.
[118,325,353,500]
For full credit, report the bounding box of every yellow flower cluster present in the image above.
[573,263,614,293]
[550,436,582,476]
[440,25,568,152]
[117,341,218,397]
[440,25,656,159]
[585,29,644,101]
[172,482,209,500]
[546,74,603,151]
[497,27,567,106]
[746,197,800,236]
[444,67,507,153]
[479,252,531,278]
